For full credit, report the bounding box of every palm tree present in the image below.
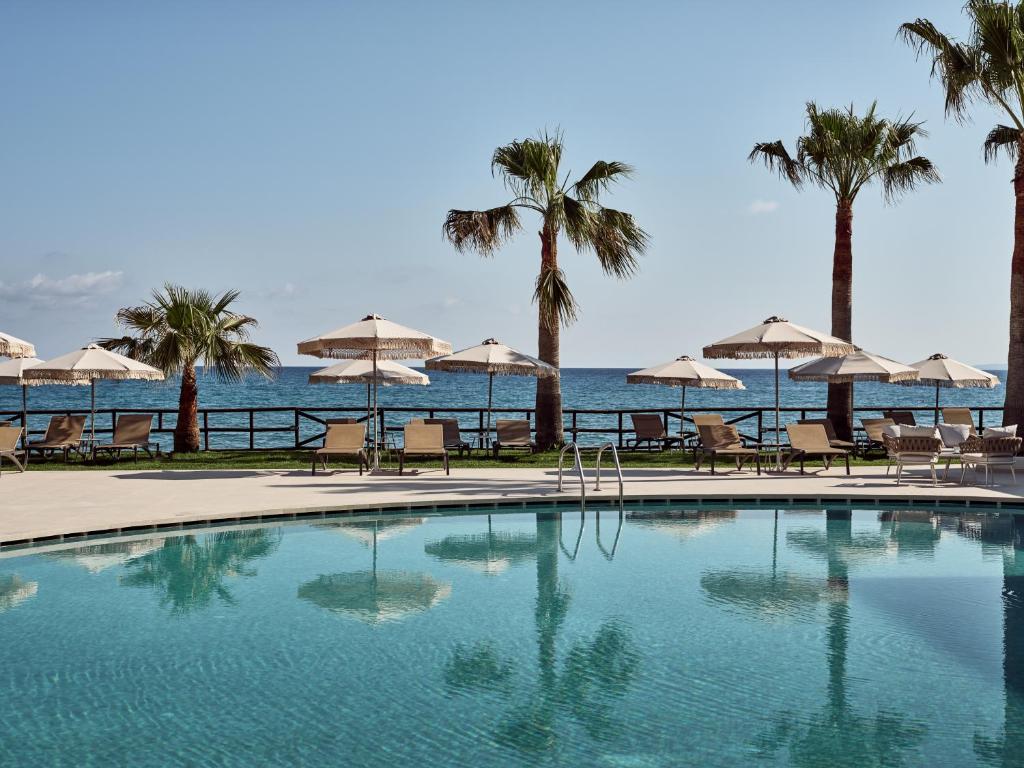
[443,131,648,449]
[750,104,938,440]
[99,284,279,453]
[901,1,1024,431]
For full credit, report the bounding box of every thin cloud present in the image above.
[748,200,780,215]
[0,271,123,307]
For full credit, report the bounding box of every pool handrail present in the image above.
[557,442,586,508]
[594,441,624,511]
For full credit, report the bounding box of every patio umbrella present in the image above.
[788,349,919,384]
[309,360,429,437]
[424,529,539,575]
[0,356,44,444]
[24,344,164,440]
[0,331,35,359]
[297,314,451,468]
[903,353,999,424]
[425,338,556,448]
[315,517,426,548]
[703,316,855,462]
[626,356,744,438]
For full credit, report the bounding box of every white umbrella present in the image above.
[24,344,164,441]
[626,356,744,438]
[903,353,999,424]
[704,316,855,463]
[788,350,919,384]
[425,338,556,448]
[0,357,45,445]
[0,331,35,359]
[298,314,451,468]
[309,360,429,435]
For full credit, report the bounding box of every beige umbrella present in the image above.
[309,360,429,436]
[25,344,164,441]
[0,357,44,444]
[298,314,451,468]
[788,349,919,384]
[903,353,999,424]
[426,338,556,447]
[626,356,744,438]
[0,331,35,359]
[704,316,855,460]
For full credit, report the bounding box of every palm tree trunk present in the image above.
[1004,148,1024,431]
[827,199,854,442]
[536,226,564,450]
[175,365,201,453]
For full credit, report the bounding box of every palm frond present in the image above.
[571,161,634,202]
[881,156,941,202]
[443,206,521,255]
[96,335,158,362]
[533,265,578,330]
[748,141,803,187]
[587,206,647,278]
[491,132,563,201]
[983,123,1023,162]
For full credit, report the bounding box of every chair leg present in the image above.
[710,454,716,475]
[896,464,902,486]
[399,453,404,475]
[444,453,450,476]
[845,454,850,475]
[930,464,937,487]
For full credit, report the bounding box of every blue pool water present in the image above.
[1,504,1022,766]
[0,367,1006,448]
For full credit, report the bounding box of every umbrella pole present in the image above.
[934,384,940,425]
[774,352,781,470]
[679,385,686,439]
[372,350,379,470]
[21,383,28,448]
[90,378,96,442]
[486,372,494,449]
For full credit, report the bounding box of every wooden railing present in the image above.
[0,404,1006,451]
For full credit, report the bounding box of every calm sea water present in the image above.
[0,505,1021,766]
[0,367,1006,448]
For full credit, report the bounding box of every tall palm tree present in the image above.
[750,104,938,440]
[443,132,648,449]
[901,1,1024,431]
[99,284,279,453]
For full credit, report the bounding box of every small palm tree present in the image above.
[100,284,279,453]
[900,0,1024,430]
[750,103,938,439]
[444,131,648,449]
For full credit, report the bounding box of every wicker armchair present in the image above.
[882,434,943,486]
[958,436,1022,486]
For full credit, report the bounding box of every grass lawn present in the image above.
[16,447,892,472]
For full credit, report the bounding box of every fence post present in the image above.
[294,409,300,449]
[203,411,210,451]
[248,410,255,450]
[572,411,578,443]
[617,412,623,449]
[757,410,763,443]
[478,410,484,449]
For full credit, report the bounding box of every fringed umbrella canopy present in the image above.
[309,360,429,386]
[297,571,452,624]
[425,338,555,377]
[0,331,35,359]
[905,353,999,388]
[297,314,452,360]
[25,344,164,383]
[788,350,919,384]
[424,530,539,575]
[901,353,999,424]
[701,570,830,621]
[0,357,45,386]
[425,338,555,448]
[702,316,855,360]
[315,518,426,547]
[626,356,744,388]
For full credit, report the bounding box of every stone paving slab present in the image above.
[1,464,1022,546]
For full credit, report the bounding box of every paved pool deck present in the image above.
[2,462,1024,547]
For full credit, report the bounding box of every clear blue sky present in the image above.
[0,0,1010,367]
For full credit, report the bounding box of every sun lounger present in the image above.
[425,418,471,457]
[92,414,157,462]
[26,415,86,462]
[492,419,535,458]
[958,435,1022,486]
[941,408,978,435]
[882,433,943,486]
[627,413,683,451]
[694,424,760,475]
[0,426,25,475]
[796,418,856,451]
[783,424,850,475]
[692,414,725,428]
[882,410,917,426]
[399,423,449,475]
[313,423,368,475]
[860,418,895,455]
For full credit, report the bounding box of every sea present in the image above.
[0,367,1008,449]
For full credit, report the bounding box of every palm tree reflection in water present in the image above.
[119,529,280,614]
[443,512,639,755]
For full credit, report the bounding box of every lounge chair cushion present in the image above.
[938,423,971,448]
[882,424,901,439]
[983,425,1018,438]
[900,425,940,439]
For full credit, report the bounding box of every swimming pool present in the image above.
[1,504,1021,766]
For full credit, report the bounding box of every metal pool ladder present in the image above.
[594,442,624,510]
[557,442,586,509]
